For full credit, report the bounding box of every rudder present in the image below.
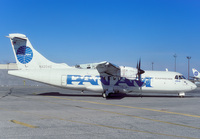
[192,68,200,78]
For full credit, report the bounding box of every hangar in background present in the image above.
[0,63,17,69]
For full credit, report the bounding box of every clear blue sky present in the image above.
[0,0,200,77]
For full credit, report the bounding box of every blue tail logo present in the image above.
[16,46,33,64]
[194,71,199,76]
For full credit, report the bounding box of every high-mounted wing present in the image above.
[75,61,120,76]
[96,61,120,76]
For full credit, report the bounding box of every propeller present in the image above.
[136,58,145,82]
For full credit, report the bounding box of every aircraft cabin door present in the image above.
[61,75,67,86]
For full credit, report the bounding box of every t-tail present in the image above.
[6,33,70,70]
[192,68,200,79]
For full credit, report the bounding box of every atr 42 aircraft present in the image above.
[6,33,197,98]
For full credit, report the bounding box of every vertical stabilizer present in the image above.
[192,68,200,79]
[7,33,70,70]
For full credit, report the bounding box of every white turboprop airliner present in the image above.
[6,33,197,98]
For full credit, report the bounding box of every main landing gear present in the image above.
[102,92,107,98]
[102,91,113,98]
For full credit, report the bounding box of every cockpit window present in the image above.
[175,75,186,79]
[181,75,186,79]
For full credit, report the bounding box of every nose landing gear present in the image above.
[178,92,185,98]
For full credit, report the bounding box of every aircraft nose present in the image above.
[190,82,197,90]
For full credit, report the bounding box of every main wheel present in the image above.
[102,93,107,98]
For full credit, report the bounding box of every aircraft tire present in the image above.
[102,93,107,98]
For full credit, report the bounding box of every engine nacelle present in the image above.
[119,66,137,80]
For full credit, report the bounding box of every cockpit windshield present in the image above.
[179,75,186,79]
[175,75,186,79]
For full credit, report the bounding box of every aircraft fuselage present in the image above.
[8,68,196,94]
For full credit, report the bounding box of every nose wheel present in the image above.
[178,92,185,98]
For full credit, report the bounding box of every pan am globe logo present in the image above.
[194,71,199,76]
[16,46,33,64]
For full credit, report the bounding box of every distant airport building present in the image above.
[0,63,45,86]
[0,63,17,69]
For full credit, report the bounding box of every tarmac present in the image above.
[0,85,200,139]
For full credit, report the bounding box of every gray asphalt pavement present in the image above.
[0,86,200,139]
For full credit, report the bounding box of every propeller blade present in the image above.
[138,73,141,81]
[139,58,141,69]
[136,58,145,82]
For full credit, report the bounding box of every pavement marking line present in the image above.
[76,106,200,130]
[0,108,198,139]
[4,95,200,130]
[10,120,38,128]
[46,96,200,118]
[36,100,200,130]
[54,117,199,139]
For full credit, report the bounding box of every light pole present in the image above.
[186,56,191,79]
[173,54,177,72]
[152,62,154,71]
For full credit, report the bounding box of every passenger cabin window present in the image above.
[175,75,178,79]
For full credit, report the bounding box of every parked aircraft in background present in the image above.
[192,68,200,85]
[6,33,197,98]
[192,68,200,79]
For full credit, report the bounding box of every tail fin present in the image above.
[192,68,200,78]
[7,33,70,70]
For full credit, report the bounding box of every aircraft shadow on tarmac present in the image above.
[37,92,194,100]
